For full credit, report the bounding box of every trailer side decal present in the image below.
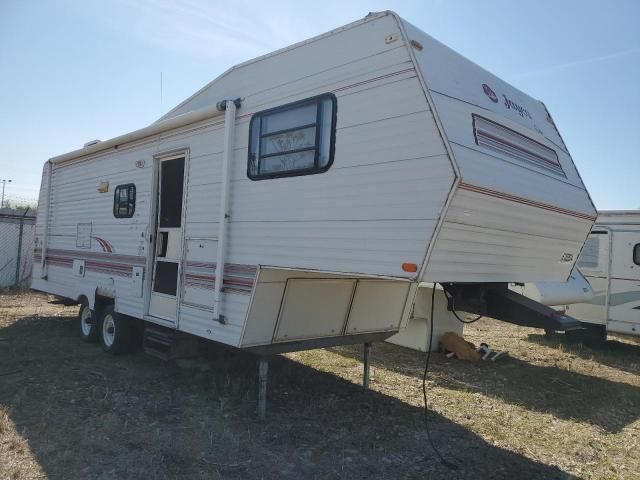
[184,262,256,295]
[34,248,144,277]
[34,248,257,293]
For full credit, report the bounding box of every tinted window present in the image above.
[248,93,337,180]
[159,157,185,228]
[113,184,136,218]
[153,262,178,295]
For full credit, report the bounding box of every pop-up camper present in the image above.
[32,12,596,373]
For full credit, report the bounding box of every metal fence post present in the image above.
[257,357,269,419]
[14,208,29,286]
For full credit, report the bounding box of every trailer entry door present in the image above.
[148,155,186,323]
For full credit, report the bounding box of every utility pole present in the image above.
[1,179,12,208]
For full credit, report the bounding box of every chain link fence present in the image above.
[0,210,36,288]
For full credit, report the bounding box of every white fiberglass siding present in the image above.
[175,12,453,281]
[33,12,455,348]
[399,18,596,282]
[424,189,594,282]
[32,145,155,319]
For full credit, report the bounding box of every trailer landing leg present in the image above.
[363,342,372,391]
[257,357,269,419]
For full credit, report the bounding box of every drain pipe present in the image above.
[213,98,240,323]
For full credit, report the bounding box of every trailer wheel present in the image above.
[99,305,131,354]
[78,298,99,343]
[598,325,608,342]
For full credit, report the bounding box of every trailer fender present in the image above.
[75,285,98,310]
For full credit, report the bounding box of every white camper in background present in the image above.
[32,12,595,389]
[560,211,640,337]
[511,211,640,340]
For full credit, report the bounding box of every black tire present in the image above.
[99,304,131,354]
[599,325,608,342]
[78,298,99,343]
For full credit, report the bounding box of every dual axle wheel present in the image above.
[78,299,131,354]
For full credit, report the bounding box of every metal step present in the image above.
[143,324,175,360]
[143,324,200,360]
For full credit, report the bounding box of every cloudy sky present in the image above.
[1,0,638,208]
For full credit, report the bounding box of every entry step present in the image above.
[143,324,199,360]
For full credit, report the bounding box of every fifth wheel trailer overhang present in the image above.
[32,11,596,354]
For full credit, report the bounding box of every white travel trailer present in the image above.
[32,12,596,381]
[558,211,640,337]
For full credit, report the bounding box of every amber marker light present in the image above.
[402,263,418,272]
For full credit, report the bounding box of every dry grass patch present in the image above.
[1,291,639,479]
[0,406,46,480]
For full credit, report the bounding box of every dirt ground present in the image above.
[1,291,639,480]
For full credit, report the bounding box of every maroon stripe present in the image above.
[458,183,596,221]
[227,264,258,273]
[92,237,109,253]
[185,261,257,273]
[45,248,145,264]
[185,282,214,290]
[223,287,252,295]
[87,266,131,277]
[184,273,254,287]
[185,273,215,281]
[222,275,255,286]
[183,282,253,294]
[85,260,134,270]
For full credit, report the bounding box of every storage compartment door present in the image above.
[273,279,356,342]
[345,280,410,334]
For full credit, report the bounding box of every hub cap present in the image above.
[102,314,116,347]
[80,306,92,336]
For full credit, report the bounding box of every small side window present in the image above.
[634,243,640,266]
[248,93,337,180]
[113,183,136,218]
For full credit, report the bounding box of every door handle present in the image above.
[156,232,165,257]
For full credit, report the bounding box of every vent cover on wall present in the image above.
[472,114,565,177]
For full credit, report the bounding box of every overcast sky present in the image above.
[1,0,638,208]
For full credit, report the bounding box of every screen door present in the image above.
[148,155,186,322]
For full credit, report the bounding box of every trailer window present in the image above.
[578,237,600,269]
[113,184,136,218]
[248,93,337,180]
[634,244,640,266]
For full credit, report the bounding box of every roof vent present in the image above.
[83,139,102,148]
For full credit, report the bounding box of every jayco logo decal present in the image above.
[502,95,532,119]
[482,84,498,103]
[482,84,533,120]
